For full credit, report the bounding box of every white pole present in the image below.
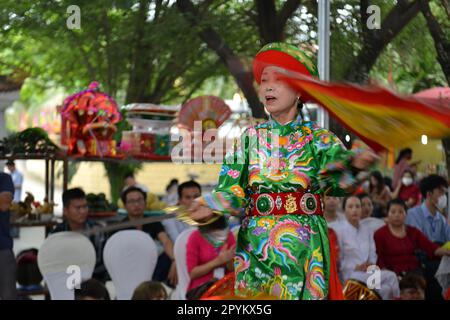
[317,0,330,129]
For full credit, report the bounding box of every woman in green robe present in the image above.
[190,42,377,300]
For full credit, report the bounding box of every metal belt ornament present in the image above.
[250,191,323,217]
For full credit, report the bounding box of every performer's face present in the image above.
[258,66,299,116]
[344,196,362,225]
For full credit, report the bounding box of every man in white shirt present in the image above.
[6,160,23,203]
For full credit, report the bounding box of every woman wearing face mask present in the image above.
[374,199,450,277]
[185,216,236,299]
[392,170,421,208]
[334,196,400,300]
[189,43,378,300]
[393,148,420,190]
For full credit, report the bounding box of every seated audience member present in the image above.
[121,187,177,287]
[74,278,111,300]
[374,199,450,276]
[162,179,179,206]
[186,216,235,299]
[358,193,385,235]
[0,172,16,300]
[368,171,392,218]
[131,281,167,300]
[392,170,421,209]
[406,174,449,244]
[406,175,450,300]
[16,249,43,292]
[122,172,149,193]
[162,180,201,242]
[324,196,345,227]
[335,196,399,300]
[118,175,165,211]
[398,273,426,300]
[51,188,109,282]
[393,148,419,190]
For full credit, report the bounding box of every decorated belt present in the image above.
[249,191,323,217]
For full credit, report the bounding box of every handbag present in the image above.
[186,278,218,300]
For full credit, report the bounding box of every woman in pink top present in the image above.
[186,216,236,297]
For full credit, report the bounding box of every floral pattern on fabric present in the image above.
[198,114,361,299]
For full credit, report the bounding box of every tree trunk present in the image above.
[125,0,152,104]
[345,0,421,83]
[419,0,450,84]
[419,0,450,180]
[177,0,265,118]
[255,0,281,44]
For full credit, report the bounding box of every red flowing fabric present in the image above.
[279,72,450,153]
[327,228,344,300]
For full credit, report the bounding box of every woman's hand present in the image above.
[352,150,379,171]
[189,201,214,222]
[435,246,450,257]
[216,244,236,266]
[354,262,371,272]
[406,197,416,208]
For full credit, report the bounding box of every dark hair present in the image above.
[6,160,15,166]
[16,249,42,287]
[395,148,412,164]
[357,193,370,200]
[342,195,361,211]
[166,179,179,192]
[178,180,202,199]
[200,215,228,233]
[387,198,407,213]
[419,174,448,199]
[369,171,385,194]
[384,176,393,191]
[297,100,304,119]
[121,186,147,204]
[124,172,135,180]
[62,188,86,208]
[399,272,426,291]
[74,279,110,300]
[402,169,415,179]
[132,281,167,300]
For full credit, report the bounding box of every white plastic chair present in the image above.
[172,227,196,300]
[37,231,96,300]
[103,230,158,300]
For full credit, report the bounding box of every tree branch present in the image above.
[255,0,278,44]
[359,0,372,43]
[345,0,421,82]
[176,0,264,118]
[419,0,450,83]
[277,0,302,33]
[377,0,421,47]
